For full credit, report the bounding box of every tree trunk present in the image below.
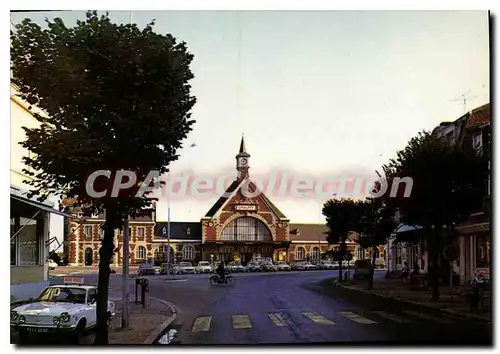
[338,241,345,282]
[367,245,377,290]
[428,226,442,301]
[94,212,116,345]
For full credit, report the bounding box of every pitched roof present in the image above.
[204,179,242,217]
[203,178,288,219]
[289,223,328,242]
[154,222,202,240]
[466,103,490,129]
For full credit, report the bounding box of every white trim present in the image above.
[291,240,329,244]
[213,178,247,218]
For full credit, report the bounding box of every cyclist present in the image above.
[216,261,226,283]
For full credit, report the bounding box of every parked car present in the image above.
[160,263,183,275]
[196,261,213,274]
[318,260,336,270]
[353,259,372,279]
[245,261,262,272]
[374,258,386,269]
[48,259,58,270]
[137,262,156,276]
[179,262,196,274]
[275,261,291,271]
[227,261,246,273]
[261,261,277,272]
[11,279,115,344]
[296,261,317,271]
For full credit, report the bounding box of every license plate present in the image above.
[26,327,48,333]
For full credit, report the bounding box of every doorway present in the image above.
[85,248,93,266]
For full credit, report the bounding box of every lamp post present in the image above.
[166,143,197,277]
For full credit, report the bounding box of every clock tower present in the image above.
[236,134,250,181]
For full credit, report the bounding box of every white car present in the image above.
[245,262,262,272]
[227,261,246,273]
[179,262,196,274]
[48,259,58,270]
[319,260,336,270]
[275,261,291,271]
[296,261,317,271]
[196,261,213,274]
[11,279,115,343]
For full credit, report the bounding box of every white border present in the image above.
[4,3,497,354]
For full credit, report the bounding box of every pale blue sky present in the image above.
[11,10,490,222]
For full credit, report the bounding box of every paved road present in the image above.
[146,271,491,345]
[43,269,492,345]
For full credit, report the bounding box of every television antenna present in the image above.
[449,90,479,113]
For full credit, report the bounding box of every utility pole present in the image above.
[121,217,130,328]
[166,194,172,276]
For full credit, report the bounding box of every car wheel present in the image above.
[73,318,86,344]
[18,331,30,345]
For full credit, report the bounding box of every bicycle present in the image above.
[209,274,235,285]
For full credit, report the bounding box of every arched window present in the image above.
[136,246,146,260]
[296,247,305,261]
[183,245,194,260]
[154,245,173,263]
[311,247,320,261]
[220,217,272,241]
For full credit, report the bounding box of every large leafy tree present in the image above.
[322,198,365,281]
[11,11,197,343]
[355,198,397,290]
[377,131,488,300]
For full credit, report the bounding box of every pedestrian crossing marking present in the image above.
[339,312,377,324]
[373,311,411,323]
[268,313,286,327]
[303,312,335,325]
[403,310,455,324]
[192,316,212,332]
[233,315,252,329]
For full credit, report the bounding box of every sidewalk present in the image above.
[337,276,491,324]
[107,296,176,344]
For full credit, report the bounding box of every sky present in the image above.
[10,10,490,223]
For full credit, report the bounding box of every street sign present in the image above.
[442,245,459,261]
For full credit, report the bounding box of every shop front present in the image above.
[10,190,72,300]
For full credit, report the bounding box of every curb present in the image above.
[337,283,491,325]
[143,297,178,345]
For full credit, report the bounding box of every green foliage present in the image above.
[322,198,365,245]
[11,11,197,225]
[376,131,488,229]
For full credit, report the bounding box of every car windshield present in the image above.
[140,263,153,268]
[277,261,287,265]
[38,287,87,304]
[180,262,192,267]
[323,261,332,264]
[199,262,210,266]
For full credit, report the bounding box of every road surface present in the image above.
[27,269,492,345]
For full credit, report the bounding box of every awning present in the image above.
[11,194,74,218]
[394,223,424,244]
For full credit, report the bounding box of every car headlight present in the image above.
[10,311,18,322]
[18,316,26,324]
[60,312,70,322]
[53,316,61,325]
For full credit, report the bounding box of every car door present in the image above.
[87,288,98,327]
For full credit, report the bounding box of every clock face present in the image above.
[240,158,248,166]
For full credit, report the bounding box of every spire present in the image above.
[239,133,246,154]
[236,134,250,158]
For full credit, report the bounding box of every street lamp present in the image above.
[166,143,197,277]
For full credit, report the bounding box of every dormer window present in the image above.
[186,228,191,235]
[161,227,167,235]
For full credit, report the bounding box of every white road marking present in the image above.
[303,312,335,325]
[192,316,212,332]
[373,311,411,323]
[339,311,377,324]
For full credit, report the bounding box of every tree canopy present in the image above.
[376,131,488,229]
[11,11,197,343]
[11,11,197,224]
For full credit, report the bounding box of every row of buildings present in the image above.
[67,137,364,267]
[386,102,491,284]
